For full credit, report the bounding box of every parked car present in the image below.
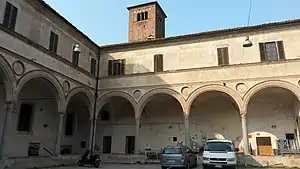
[160,145,198,169]
[202,139,238,169]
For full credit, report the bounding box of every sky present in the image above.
[43,0,300,46]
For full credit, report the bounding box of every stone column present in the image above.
[54,112,65,156]
[89,118,97,152]
[295,117,300,149]
[184,113,191,147]
[241,112,250,155]
[0,101,15,163]
[135,117,141,153]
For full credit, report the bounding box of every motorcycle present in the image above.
[77,150,101,168]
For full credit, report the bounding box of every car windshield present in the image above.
[204,142,234,152]
[163,147,182,154]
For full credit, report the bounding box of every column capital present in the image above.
[184,113,189,120]
[240,111,247,117]
[5,100,16,113]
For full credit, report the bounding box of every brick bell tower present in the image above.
[127,1,167,42]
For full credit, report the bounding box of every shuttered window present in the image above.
[72,45,79,66]
[154,54,163,72]
[2,2,18,30]
[108,59,125,76]
[217,47,229,65]
[90,58,97,75]
[259,41,285,61]
[49,31,59,53]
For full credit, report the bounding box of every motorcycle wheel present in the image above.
[93,161,100,168]
[77,160,84,167]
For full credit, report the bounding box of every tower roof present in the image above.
[127,1,167,18]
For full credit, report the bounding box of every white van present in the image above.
[202,139,238,169]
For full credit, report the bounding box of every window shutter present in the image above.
[158,54,163,72]
[53,34,58,53]
[9,6,18,30]
[277,41,285,60]
[3,2,12,28]
[49,32,54,51]
[108,60,113,75]
[121,59,126,75]
[259,43,266,61]
[154,54,158,72]
[217,48,224,65]
[223,47,229,65]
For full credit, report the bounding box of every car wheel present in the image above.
[161,166,166,169]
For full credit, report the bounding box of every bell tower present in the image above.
[127,1,167,42]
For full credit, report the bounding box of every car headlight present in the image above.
[227,158,235,161]
[203,157,209,160]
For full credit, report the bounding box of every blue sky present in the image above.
[44,0,300,46]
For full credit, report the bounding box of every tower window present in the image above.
[137,11,148,21]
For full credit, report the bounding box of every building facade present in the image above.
[0,0,299,163]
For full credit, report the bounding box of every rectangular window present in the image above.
[108,59,125,76]
[154,54,163,72]
[17,103,33,132]
[72,45,80,66]
[65,113,74,136]
[2,2,18,30]
[259,41,285,61]
[49,31,59,53]
[217,47,229,65]
[90,58,97,75]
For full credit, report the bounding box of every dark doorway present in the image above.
[18,103,33,132]
[102,136,112,154]
[125,136,135,154]
[65,113,74,136]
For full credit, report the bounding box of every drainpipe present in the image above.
[91,48,101,155]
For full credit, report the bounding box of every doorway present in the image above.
[256,137,273,156]
[102,136,112,154]
[125,136,135,154]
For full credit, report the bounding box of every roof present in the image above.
[100,18,300,51]
[206,139,233,143]
[127,1,167,18]
[37,0,99,49]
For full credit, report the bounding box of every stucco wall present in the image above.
[100,26,300,77]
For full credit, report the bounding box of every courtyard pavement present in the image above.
[46,164,288,169]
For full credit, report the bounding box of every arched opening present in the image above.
[247,87,299,156]
[190,91,241,150]
[11,77,60,157]
[140,94,184,154]
[0,68,10,154]
[96,96,135,154]
[62,92,91,155]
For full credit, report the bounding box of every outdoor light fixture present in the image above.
[243,35,253,48]
[73,44,81,53]
[242,0,253,48]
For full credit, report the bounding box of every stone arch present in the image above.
[137,88,186,118]
[96,91,137,119]
[0,54,16,101]
[242,80,300,113]
[186,84,243,115]
[15,70,65,112]
[65,86,94,113]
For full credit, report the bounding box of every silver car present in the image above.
[160,145,198,169]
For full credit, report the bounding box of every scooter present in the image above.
[77,150,101,168]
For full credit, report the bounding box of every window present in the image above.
[259,41,285,61]
[154,54,163,72]
[72,45,80,66]
[137,11,148,21]
[2,2,18,30]
[90,58,97,75]
[100,111,110,121]
[108,59,125,76]
[65,113,74,136]
[217,47,229,65]
[17,103,33,132]
[102,136,112,154]
[49,31,59,53]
